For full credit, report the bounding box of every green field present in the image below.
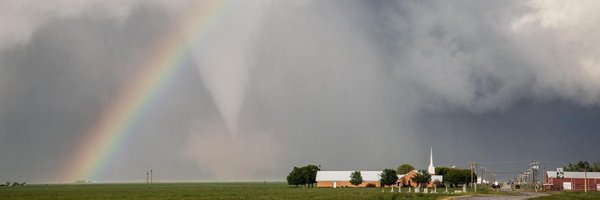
[0,182,470,200]
[3,183,598,199]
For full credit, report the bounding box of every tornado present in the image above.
[190,1,266,136]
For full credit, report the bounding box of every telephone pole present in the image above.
[584,168,588,193]
[530,161,538,189]
[480,167,486,185]
[470,162,478,192]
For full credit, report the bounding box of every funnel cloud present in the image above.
[190,1,267,135]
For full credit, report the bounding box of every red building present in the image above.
[544,171,600,191]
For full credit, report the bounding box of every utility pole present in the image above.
[470,162,478,192]
[481,167,486,185]
[542,165,546,188]
[150,169,153,184]
[470,162,474,187]
[525,169,532,184]
[584,168,588,193]
[523,171,528,186]
[530,160,538,190]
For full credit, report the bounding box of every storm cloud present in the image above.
[1,0,599,183]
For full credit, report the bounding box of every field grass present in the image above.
[531,191,600,200]
[0,182,520,200]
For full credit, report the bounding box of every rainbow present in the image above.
[62,0,229,182]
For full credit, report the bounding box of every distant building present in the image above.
[544,171,600,191]
[316,171,384,188]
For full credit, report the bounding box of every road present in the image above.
[452,192,547,200]
[452,185,548,200]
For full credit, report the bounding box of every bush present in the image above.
[365,183,376,187]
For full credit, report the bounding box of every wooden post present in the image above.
[584,170,587,193]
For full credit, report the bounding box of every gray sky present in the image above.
[1,0,599,183]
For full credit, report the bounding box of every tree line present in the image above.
[286,165,319,187]
[0,181,28,187]
[564,161,600,172]
[435,167,476,188]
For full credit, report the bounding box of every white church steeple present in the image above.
[428,147,435,174]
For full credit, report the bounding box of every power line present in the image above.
[491,171,526,175]
[478,160,533,165]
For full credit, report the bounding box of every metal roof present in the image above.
[316,171,384,181]
[546,171,600,179]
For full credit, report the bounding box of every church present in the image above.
[397,147,443,188]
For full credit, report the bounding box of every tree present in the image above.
[462,169,475,187]
[301,165,320,187]
[380,169,398,186]
[411,169,432,188]
[287,167,303,186]
[436,168,475,188]
[286,165,320,187]
[435,167,450,176]
[397,164,415,174]
[443,170,458,188]
[350,171,363,187]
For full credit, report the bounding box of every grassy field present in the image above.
[531,191,600,200]
[0,182,474,200]
[3,183,596,200]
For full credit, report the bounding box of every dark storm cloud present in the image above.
[415,100,600,179]
[1,0,599,183]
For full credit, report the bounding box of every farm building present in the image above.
[316,171,385,188]
[544,171,600,191]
